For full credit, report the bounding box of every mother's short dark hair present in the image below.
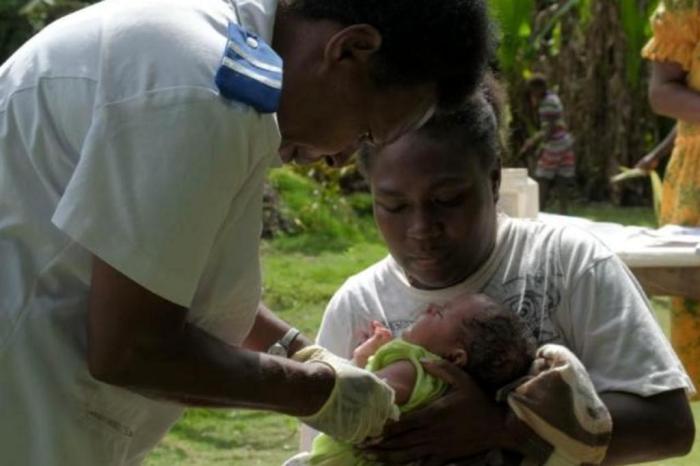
[359,74,505,176]
[288,0,496,110]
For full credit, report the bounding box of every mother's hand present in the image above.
[360,359,509,465]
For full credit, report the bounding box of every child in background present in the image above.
[520,75,576,214]
[286,293,537,466]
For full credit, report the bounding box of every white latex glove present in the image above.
[292,345,400,444]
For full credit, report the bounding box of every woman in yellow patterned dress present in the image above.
[640,0,700,394]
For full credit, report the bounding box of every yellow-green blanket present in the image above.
[308,339,447,466]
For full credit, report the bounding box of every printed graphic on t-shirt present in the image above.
[387,320,414,336]
[350,318,414,350]
[488,270,563,344]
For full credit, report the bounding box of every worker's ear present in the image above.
[445,348,467,368]
[322,24,381,73]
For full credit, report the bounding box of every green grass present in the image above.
[567,201,658,228]
[261,241,388,337]
[145,202,699,466]
[267,168,381,254]
[146,410,299,466]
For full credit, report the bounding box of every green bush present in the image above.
[346,192,374,216]
[267,168,379,254]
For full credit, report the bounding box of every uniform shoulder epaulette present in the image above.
[215,22,282,113]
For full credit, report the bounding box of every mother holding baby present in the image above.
[302,78,696,465]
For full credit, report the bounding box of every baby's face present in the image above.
[402,295,483,357]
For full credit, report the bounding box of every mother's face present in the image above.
[369,132,500,290]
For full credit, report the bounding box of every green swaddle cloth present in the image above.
[308,339,448,466]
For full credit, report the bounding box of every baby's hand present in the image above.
[352,321,393,367]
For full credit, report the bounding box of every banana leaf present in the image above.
[610,166,648,183]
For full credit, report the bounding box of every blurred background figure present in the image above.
[519,75,576,214]
[642,0,700,395]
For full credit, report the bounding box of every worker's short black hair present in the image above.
[288,0,496,110]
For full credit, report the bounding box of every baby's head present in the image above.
[402,293,536,393]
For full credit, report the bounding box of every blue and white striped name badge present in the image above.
[215,22,283,113]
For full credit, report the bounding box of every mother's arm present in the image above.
[569,255,696,464]
[361,363,694,465]
[601,389,694,465]
[360,360,541,466]
[364,255,696,465]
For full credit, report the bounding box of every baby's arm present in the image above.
[373,360,417,406]
[352,321,393,367]
[352,321,417,405]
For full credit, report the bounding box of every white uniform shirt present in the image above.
[0,0,280,464]
[318,216,694,397]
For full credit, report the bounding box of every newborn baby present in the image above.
[286,292,537,466]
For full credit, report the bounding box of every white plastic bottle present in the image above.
[498,168,540,219]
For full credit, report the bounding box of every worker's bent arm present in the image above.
[242,302,311,355]
[86,256,333,416]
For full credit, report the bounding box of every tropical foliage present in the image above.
[0,0,676,206]
[490,0,669,203]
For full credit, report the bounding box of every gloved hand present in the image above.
[292,345,400,444]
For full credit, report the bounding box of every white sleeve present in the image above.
[565,256,694,397]
[316,285,361,359]
[52,89,263,307]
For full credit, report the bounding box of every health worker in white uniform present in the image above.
[0,0,495,464]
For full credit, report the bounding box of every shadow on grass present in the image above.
[168,410,296,450]
[146,442,189,462]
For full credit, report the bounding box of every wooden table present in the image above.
[617,247,700,300]
[629,266,700,301]
[536,213,700,301]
